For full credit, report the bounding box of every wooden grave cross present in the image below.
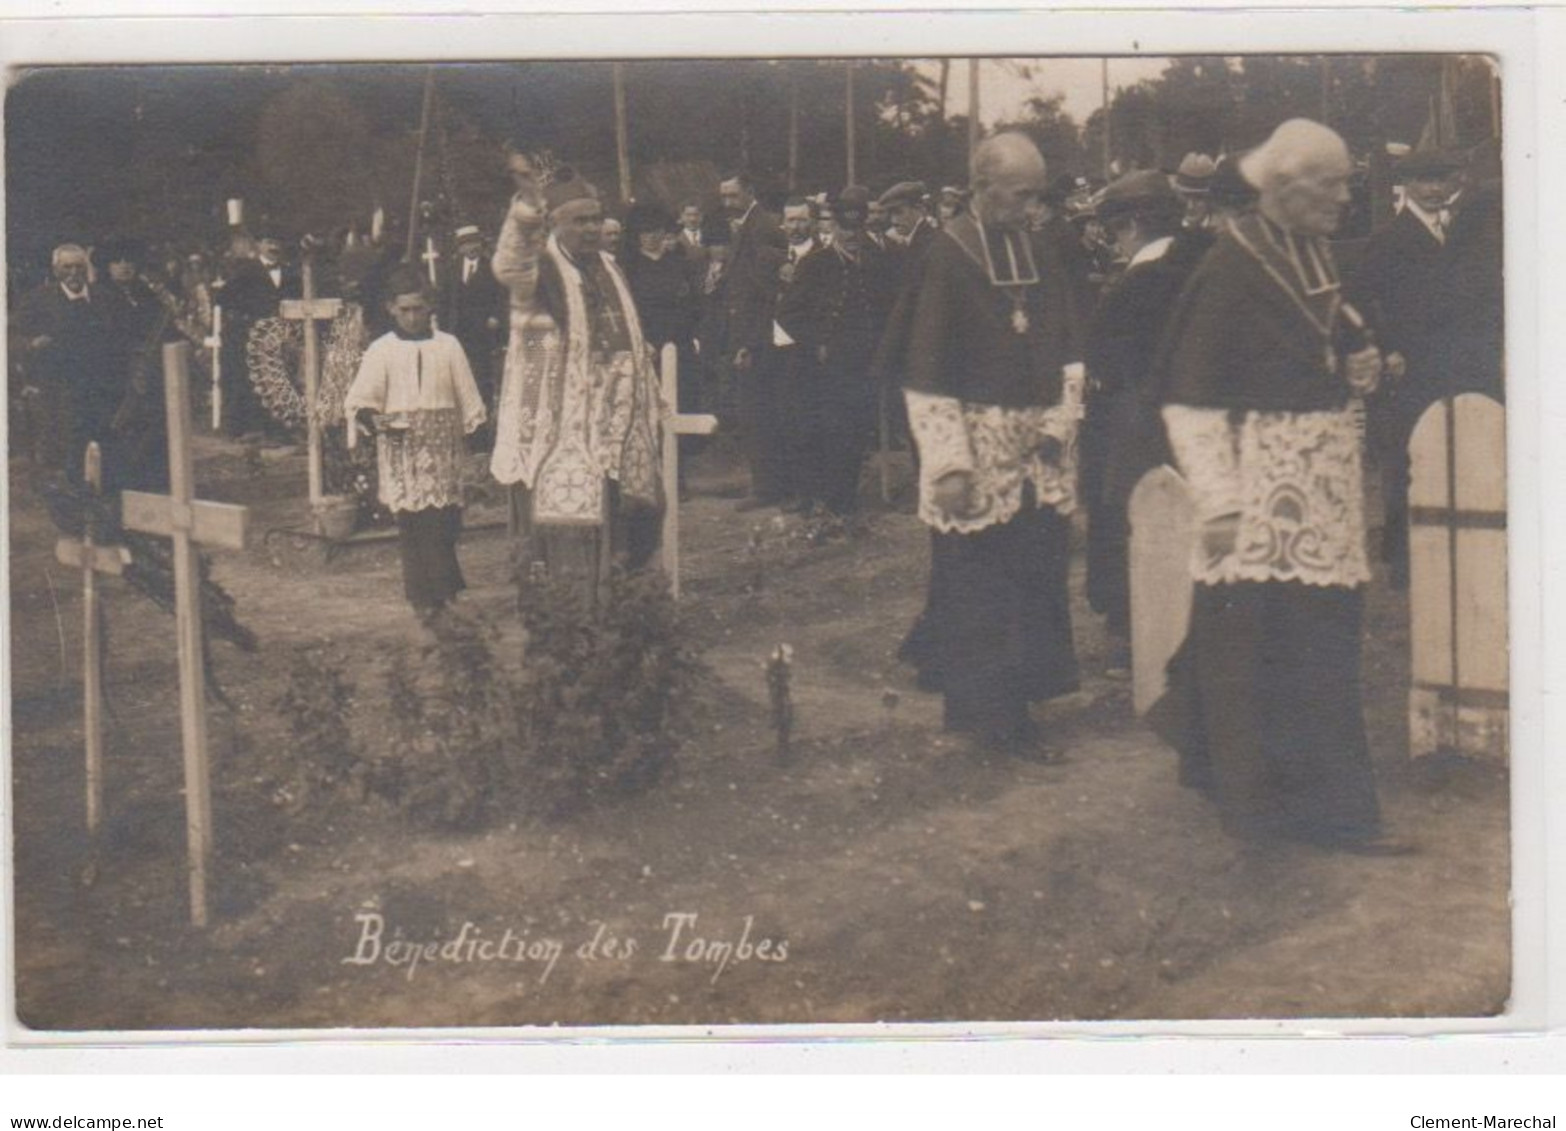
[53,441,132,840]
[121,342,251,927]
[279,252,342,524]
[204,303,223,432]
[656,342,718,598]
[1407,392,1508,759]
[422,235,441,288]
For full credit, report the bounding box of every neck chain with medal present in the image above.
[1228,213,1344,375]
[965,217,1040,334]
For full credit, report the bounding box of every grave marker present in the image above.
[1408,393,1508,759]
[279,252,342,523]
[656,342,718,598]
[1129,465,1197,716]
[121,342,251,926]
[52,442,131,838]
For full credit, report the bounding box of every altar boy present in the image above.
[346,269,487,617]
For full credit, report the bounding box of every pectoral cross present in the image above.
[121,343,250,927]
[53,442,131,844]
[655,343,718,598]
[279,254,342,525]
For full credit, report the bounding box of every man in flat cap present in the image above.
[1346,147,1470,588]
[1149,119,1409,854]
[898,133,1084,759]
[1080,169,1196,674]
[490,165,664,593]
[1172,152,1218,233]
[776,185,893,516]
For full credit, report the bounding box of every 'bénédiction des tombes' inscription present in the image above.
[342,911,790,985]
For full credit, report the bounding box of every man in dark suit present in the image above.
[439,223,506,436]
[1347,148,1466,586]
[1080,170,1198,671]
[216,227,302,438]
[718,170,788,508]
[776,186,893,517]
[769,196,824,511]
[11,243,124,479]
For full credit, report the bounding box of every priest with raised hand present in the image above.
[899,131,1084,762]
[489,162,664,595]
[1148,119,1413,856]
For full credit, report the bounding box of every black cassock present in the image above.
[1148,214,1385,846]
[897,215,1082,743]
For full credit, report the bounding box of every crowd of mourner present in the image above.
[8,116,1503,856]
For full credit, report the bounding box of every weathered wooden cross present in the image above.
[121,342,250,927]
[53,442,131,840]
[205,304,223,433]
[279,252,341,525]
[656,342,718,598]
[1408,392,1508,759]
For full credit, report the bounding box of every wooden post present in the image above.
[1101,57,1112,180]
[846,61,857,186]
[406,68,437,264]
[656,343,718,598]
[121,343,250,926]
[968,58,982,159]
[876,386,891,504]
[205,305,223,433]
[788,66,800,192]
[280,262,343,526]
[52,442,131,838]
[613,62,633,205]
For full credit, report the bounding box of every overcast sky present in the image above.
[919,56,1172,126]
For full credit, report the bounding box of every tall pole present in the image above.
[788,66,800,192]
[968,58,982,160]
[846,61,857,185]
[614,62,633,204]
[301,255,323,513]
[1101,57,1112,179]
[405,67,437,263]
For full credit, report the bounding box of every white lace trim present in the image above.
[906,388,1080,534]
[1162,404,1370,588]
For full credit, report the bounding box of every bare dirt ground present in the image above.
[6,437,1510,1031]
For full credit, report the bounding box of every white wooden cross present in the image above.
[121,343,250,927]
[422,235,441,288]
[279,253,342,524]
[204,304,223,433]
[53,441,131,840]
[656,342,717,598]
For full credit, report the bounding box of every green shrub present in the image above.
[377,609,519,830]
[515,568,706,815]
[274,646,358,810]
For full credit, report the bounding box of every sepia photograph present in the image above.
[2,33,1518,1039]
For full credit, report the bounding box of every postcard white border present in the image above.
[0,2,1558,1072]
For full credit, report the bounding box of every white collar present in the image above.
[1128,236,1175,269]
[1400,196,1453,244]
[61,283,90,302]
